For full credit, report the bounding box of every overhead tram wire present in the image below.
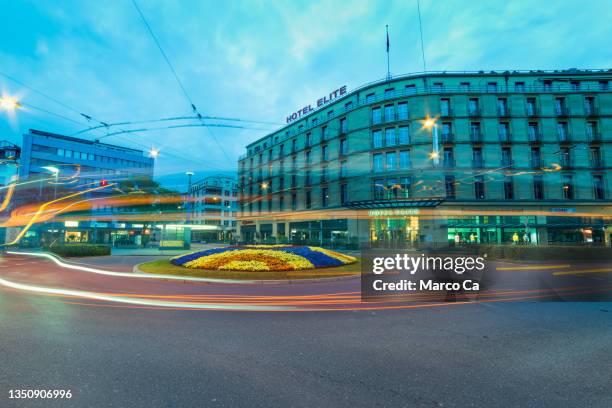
[72,115,281,136]
[131,0,234,163]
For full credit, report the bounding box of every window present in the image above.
[366,93,376,103]
[593,175,605,199]
[340,138,348,155]
[385,152,396,171]
[431,82,443,92]
[472,148,483,168]
[528,123,539,141]
[559,147,571,168]
[399,150,411,169]
[470,122,481,142]
[397,102,408,120]
[487,82,498,93]
[503,176,514,199]
[57,148,65,156]
[468,98,479,115]
[557,122,568,141]
[526,97,536,116]
[340,117,348,133]
[385,128,396,146]
[65,150,73,158]
[497,98,508,115]
[441,122,452,142]
[584,97,595,115]
[374,179,385,200]
[384,104,394,122]
[445,175,456,199]
[340,183,348,204]
[305,150,311,165]
[514,82,525,92]
[373,130,383,148]
[543,80,552,91]
[373,153,383,172]
[385,179,399,199]
[291,139,297,152]
[586,122,598,141]
[279,144,284,155]
[327,110,334,119]
[321,165,327,183]
[440,98,451,116]
[533,175,544,199]
[555,97,566,115]
[590,147,602,168]
[599,81,609,91]
[562,175,574,199]
[322,145,328,161]
[345,101,353,111]
[501,147,512,167]
[321,187,329,207]
[443,147,454,168]
[372,107,381,124]
[571,81,580,90]
[321,126,327,140]
[305,170,311,185]
[400,177,412,198]
[279,195,284,211]
[530,147,541,168]
[398,126,409,144]
[291,175,297,188]
[312,118,318,126]
[474,176,485,199]
[459,82,470,91]
[405,84,416,95]
[340,160,347,178]
[384,88,395,98]
[291,193,297,210]
[498,122,510,142]
[305,190,312,209]
[279,176,284,190]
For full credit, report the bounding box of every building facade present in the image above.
[15,129,156,246]
[0,140,20,187]
[187,175,238,242]
[237,69,612,247]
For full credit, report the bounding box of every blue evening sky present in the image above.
[0,0,610,189]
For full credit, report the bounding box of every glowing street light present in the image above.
[0,96,20,110]
[149,147,160,158]
[261,182,269,190]
[421,116,440,166]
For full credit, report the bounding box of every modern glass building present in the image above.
[187,175,238,242]
[237,69,612,247]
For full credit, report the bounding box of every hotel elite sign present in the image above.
[286,85,347,123]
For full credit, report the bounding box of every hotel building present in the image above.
[237,69,612,247]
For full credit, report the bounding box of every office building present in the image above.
[188,175,238,242]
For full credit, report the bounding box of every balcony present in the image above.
[441,133,454,143]
[499,134,512,143]
[584,106,598,117]
[468,108,481,117]
[528,133,542,144]
[472,160,484,169]
[497,107,511,117]
[440,109,453,118]
[443,159,455,168]
[470,133,483,143]
[588,132,602,143]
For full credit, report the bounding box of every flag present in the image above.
[386,25,390,53]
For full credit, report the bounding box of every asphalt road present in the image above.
[1,254,611,407]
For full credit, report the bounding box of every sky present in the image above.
[0,0,610,190]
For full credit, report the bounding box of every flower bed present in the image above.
[170,245,357,271]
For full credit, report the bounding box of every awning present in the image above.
[343,198,444,209]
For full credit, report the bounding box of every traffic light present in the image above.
[100,179,108,187]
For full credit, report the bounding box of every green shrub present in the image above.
[46,244,111,257]
[479,245,612,261]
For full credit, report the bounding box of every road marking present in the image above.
[553,268,612,276]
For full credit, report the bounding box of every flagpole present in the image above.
[386,25,391,80]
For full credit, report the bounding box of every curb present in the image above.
[132,262,360,285]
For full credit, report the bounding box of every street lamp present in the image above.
[185,171,194,224]
[149,147,160,158]
[0,96,21,111]
[422,116,440,166]
[42,166,59,200]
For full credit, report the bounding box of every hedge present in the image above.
[46,244,111,257]
[478,245,612,261]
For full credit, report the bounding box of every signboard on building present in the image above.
[286,86,347,123]
[368,209,420,217]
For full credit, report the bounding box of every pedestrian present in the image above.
[512,232,519,245]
